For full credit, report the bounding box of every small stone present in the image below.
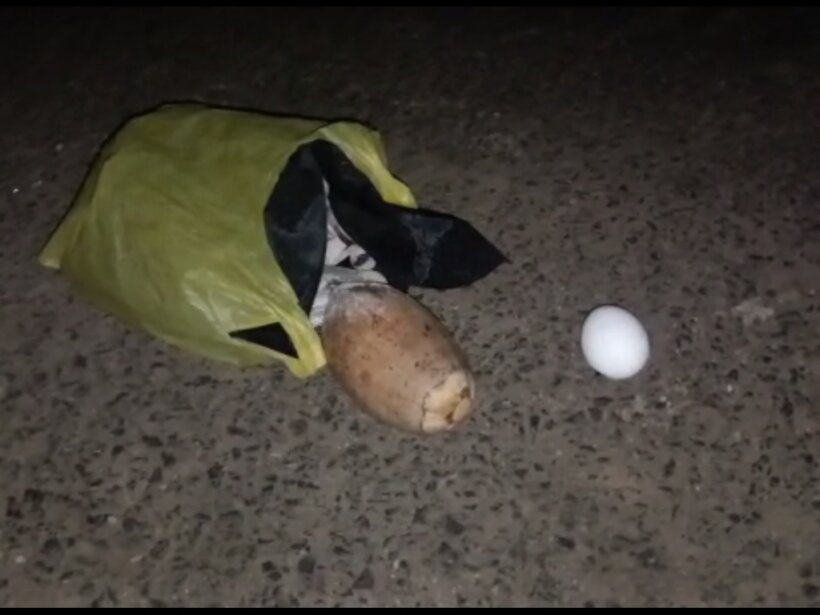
[42,538,62,555]
[444,515,465,535]
[352,568,374,590]
[297,555,315,575]
[556,535,576,550]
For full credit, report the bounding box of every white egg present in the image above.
[581,305,650,380]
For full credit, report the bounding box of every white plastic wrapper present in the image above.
[310,180,387,327]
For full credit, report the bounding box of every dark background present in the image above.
[1,7,819,607]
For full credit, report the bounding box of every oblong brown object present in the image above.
[321,283,475,434]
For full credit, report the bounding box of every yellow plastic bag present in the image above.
[40,103,505,378]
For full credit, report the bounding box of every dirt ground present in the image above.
[1,7,819,607]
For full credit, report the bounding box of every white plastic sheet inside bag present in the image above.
[310,179,387,327]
